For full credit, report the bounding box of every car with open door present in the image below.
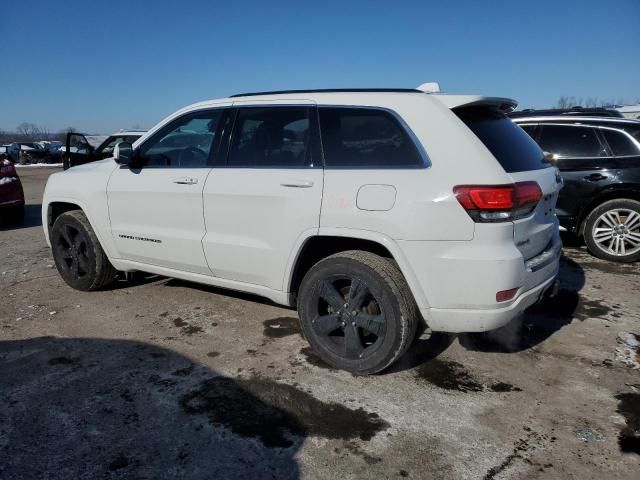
[63,130,146,170]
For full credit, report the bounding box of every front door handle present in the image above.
[173,177,198,185]
[280,180,314,188]
[584,173,607,182]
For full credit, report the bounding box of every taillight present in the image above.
[453,181,542,222]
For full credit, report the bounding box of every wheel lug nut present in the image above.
[351,310,357,316]
[351,321,356,326]
[343,303,348,308]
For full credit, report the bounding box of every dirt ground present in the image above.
[1,167,639,480]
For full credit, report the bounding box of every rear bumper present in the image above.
[416,231,562,333]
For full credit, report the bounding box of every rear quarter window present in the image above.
[319,107,424,168]
[454,107,546,172]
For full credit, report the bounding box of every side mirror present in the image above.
[114,142,134,165]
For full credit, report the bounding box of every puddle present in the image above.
[616,392,640,455]
[181,325,203,335]
[173,318,188,327]
[416,359,520,393]
[263,317,300,338]
[575,298,613,321]
[416,359,483,392]
[181,376,388,448]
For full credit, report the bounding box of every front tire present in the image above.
[51,210,118,291]
[297,250,419,375]
[583,199,640,263]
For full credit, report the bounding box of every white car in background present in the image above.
[42,85,561,374]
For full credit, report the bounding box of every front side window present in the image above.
[319,107,423,168]
[602,128,640,156]
[227,107,313,167]
[537,125,606,158]
[139,110,224,167]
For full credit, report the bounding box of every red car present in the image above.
[0,157,25,224]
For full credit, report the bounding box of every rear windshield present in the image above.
[454,106,546,172]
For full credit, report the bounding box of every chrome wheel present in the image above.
[592,209,640,257]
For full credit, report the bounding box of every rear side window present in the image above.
[602,128,640,156]
[227,107,313,167]
[537,125,606,158]
[318,107,424,168]
[454,107,545,172]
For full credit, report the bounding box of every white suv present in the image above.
[42,86,562,374]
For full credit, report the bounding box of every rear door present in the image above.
[536,123,617,229]
[455,108,561,259]
[201,104,323,290]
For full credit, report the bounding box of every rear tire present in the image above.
[51,210,118,291]
[297,250,419,375]
[583,199,640,263]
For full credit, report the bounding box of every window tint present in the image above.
[227,107,313,167]
[601,129,640,156]
[454,107,545,172]
[139,110,224,167]
[621,126,640,143]
[318,107,423,168]
[519,124,537,137]
[537,125,606,158]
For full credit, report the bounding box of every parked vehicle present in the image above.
[513,115,640,262]
[509,107,623,119]
[42,86,561,374]
[63,130,146,169]
[0,156,25,224]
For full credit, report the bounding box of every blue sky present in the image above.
[1,0,638,133]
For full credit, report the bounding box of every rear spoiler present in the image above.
[433,95,518,113]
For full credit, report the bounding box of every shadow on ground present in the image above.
[459,254,586,353]
[0,204,42,231]
[0,337,305,479]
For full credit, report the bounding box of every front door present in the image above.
[202,104,323,290]
[107,107,231,275]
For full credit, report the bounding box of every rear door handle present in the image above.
[584,173,607,181]
[173,177,198,185]
[280,180,314,188]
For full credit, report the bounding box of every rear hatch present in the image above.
[453,103,561,260]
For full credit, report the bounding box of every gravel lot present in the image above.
[1,167,639,479]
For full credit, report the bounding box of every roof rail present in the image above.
[230,88,424,98]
